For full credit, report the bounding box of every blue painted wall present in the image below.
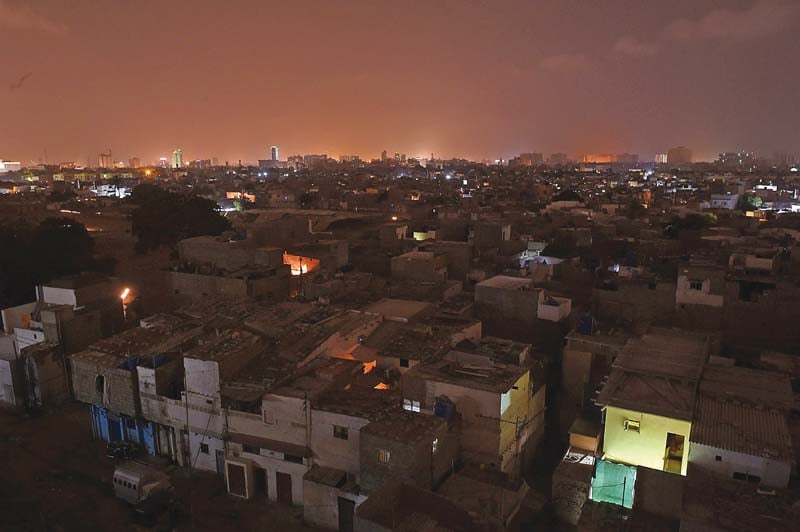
[89,405,156,455]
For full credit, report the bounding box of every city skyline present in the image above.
[4,1,800,163]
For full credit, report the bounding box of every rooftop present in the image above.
[356,482,474,532]
[699,364,794,411]
[361,410,445,443]
[691,395,794,462]
[363,298,433,322]
[405,357,529,394]
[595,328,710,420]
[476,275,533,290]
[682,465,799,532]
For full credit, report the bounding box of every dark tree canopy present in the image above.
[130,184,231,253]
[663,213,716,239]
[553,189,582,202]
[0,218,96,309]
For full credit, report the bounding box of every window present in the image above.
[378,449,391,464]
[403,399,420,413]
[500,390,512,414]
[399,358,409,368]
[733,472,760,483]
[263,409,275,425]
[200,442,209,454]
[623,419,640,432]
[715,455,722,462]
[333,425,349,440]
[689,280,703,291]
[243,444,260,454]
[432,438,439,454]
[126,418,136,429]
[284,454,304,464]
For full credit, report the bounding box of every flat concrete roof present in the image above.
[363,298,432,322]
[476,275,533,290]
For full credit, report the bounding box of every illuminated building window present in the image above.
[432,438,439,454]
[623,419,640,432]
[378,449,391,464]
[403,399,420,413]
[500,391,511,414]
[333,425,349,440]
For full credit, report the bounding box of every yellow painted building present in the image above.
[603,406,691,475]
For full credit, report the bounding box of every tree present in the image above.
[0,218,96,311]
[663,213,715,239]
[553,189,582,202]
[130,184,231,253]
[737,193,763,211]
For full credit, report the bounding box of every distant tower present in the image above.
[99,150,112,168]
[381,150,388,162]
[172,148,184,169]
[667,146,692,166]
[271,145,279,161]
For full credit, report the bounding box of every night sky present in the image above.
[3,0,799,164]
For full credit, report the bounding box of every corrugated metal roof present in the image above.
[690,395,793,462]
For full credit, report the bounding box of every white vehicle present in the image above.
[112,462,172,505]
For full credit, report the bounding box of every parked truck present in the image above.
[112,461,172,505]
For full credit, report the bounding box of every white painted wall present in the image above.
[676,275,724,307]
[310,409,370,476]
[538,297,571,322]
[689,442,791,488]
[0,357,19,405]
[41,287,77,307]
[188,431,224,472]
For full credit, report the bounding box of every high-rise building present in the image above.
[667,146,692,166]
[271,145,279,161]
[716,152,756,169]
[172,148,184,169]
[128,157,141,168]
[98,150,113,168]
[511,152,544,166]
[654,153,668,164]
[548,153,569,165]
[381,150,388,162]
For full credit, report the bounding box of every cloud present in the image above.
[612,36,659,58]
[0,1,66,35]
[9,71,32,91]
[540,53,589,73]
[665,0,799,42]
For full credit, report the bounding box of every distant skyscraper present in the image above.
[271,145,279,161]
[548,153,569,165]
[128,157,141,168]
[172,148,184,169]
[98,150,112,168]
[667,146,692,166]
[654,153,668,164]
[381,150,388,162]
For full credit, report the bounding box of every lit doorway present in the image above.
[664,433,684,474]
